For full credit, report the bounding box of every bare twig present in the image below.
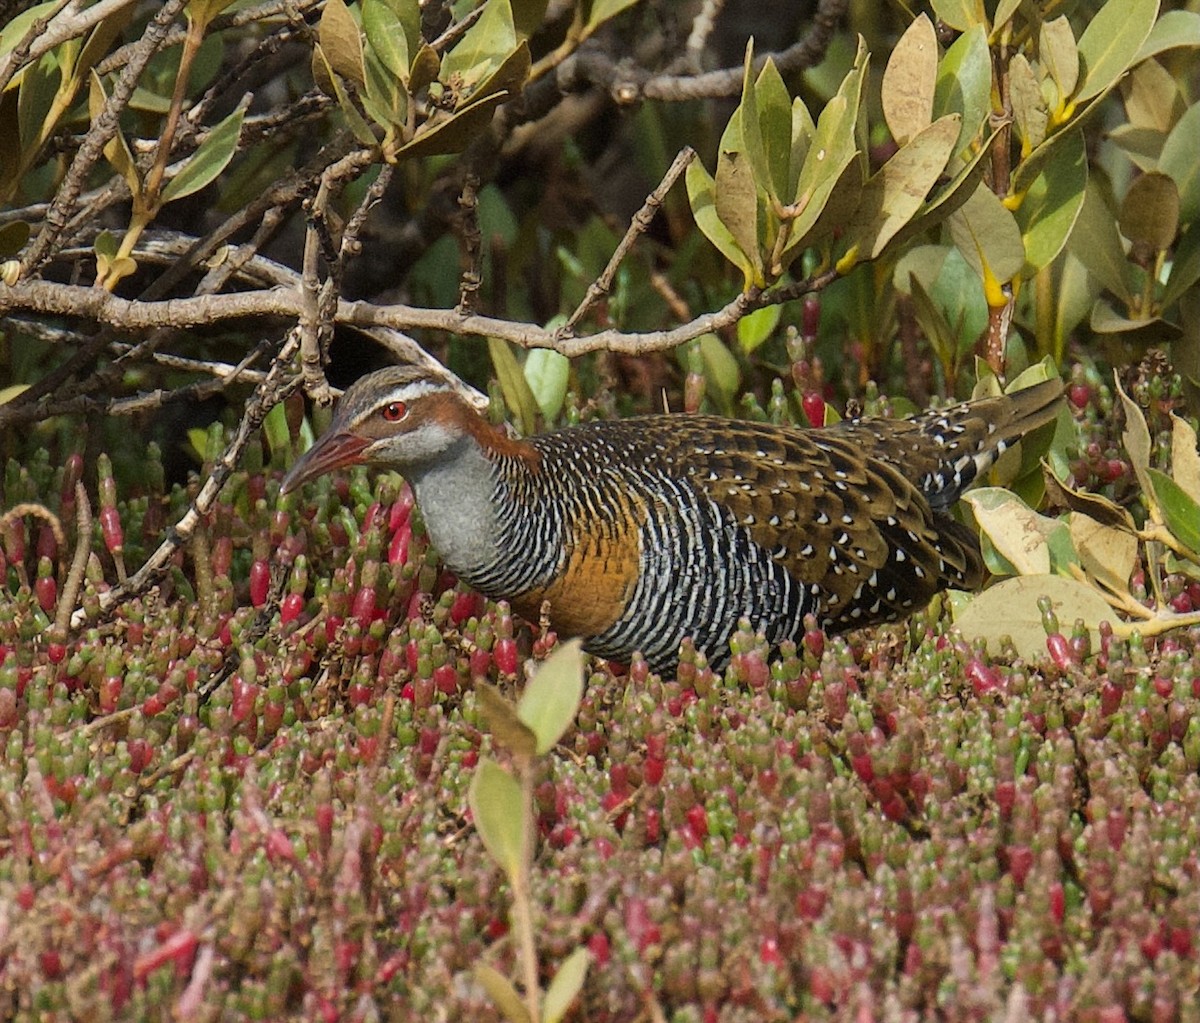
[68,330,305,629]
[340,164,394,264]
[0,0,72,96]
[0,266,840,360]
[455,174,482,316]
[53,484,93,639]
[21,0,189,274]
[684,0,727,68]
[561,147,695,334]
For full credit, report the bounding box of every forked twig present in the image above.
[560,147,696,336]
[69,330,304,628]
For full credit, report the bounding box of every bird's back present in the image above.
[497,379,1061,669]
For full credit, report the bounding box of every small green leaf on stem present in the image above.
[161,105,245,203]
[1146,468,1200,557]
[475,683,538,757]
[468,757,529,877]
[543,948,592,1023]
[517,638,584,756]
[473,963,533,1023]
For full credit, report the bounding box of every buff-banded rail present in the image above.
[281,367,1064,674]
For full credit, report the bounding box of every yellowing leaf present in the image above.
[954,574,1115,660]
[1069,513,1137,596]
[964,486,1073,577]
[845,114,959,260]
[1171,415,1200,505]
[319,0,366,87]
[475,681,538,757]
[1114,374,1156,518]
[882,14,937,146]
[1039,17,1079,108]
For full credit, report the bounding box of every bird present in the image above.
[281,366,1064,674]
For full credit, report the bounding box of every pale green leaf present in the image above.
[781,38,867,263]
[585,0,639,33]
[362,46,407,134]
[0,2,59,60]
[1068,178,1134,304]
[17,51,59,154]
[1159,100,1200,226]
[468,758,528,877]
[734,41,772,205]
[1089,300,1179,342]
[737,304,781,354]
[1136,9,1200,62]
[1161,220,1200,310]
[932,25,990,158]
[161,106,244,203]
[517,638,584,757]
[474,964,532,1023]
[442,0,516,91]
[697,333,741,412]
[363,0,410,82]
[1148,468,1200,556]
[754,57,793,203]
[929,0,983,32]
[1075,0,1159,103]
[948,180,1026,284]
[543,948,591,1023]
[523,348,569,424]
[1013,126,1086,275]
[991,0,1023,34]
[787,96,816,200]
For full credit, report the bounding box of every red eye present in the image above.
[382,401,407,422]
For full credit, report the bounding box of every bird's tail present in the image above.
[907,377,1065,508]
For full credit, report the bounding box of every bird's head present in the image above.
[280,366,489,495]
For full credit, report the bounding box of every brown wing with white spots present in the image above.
[644,418,981,629]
